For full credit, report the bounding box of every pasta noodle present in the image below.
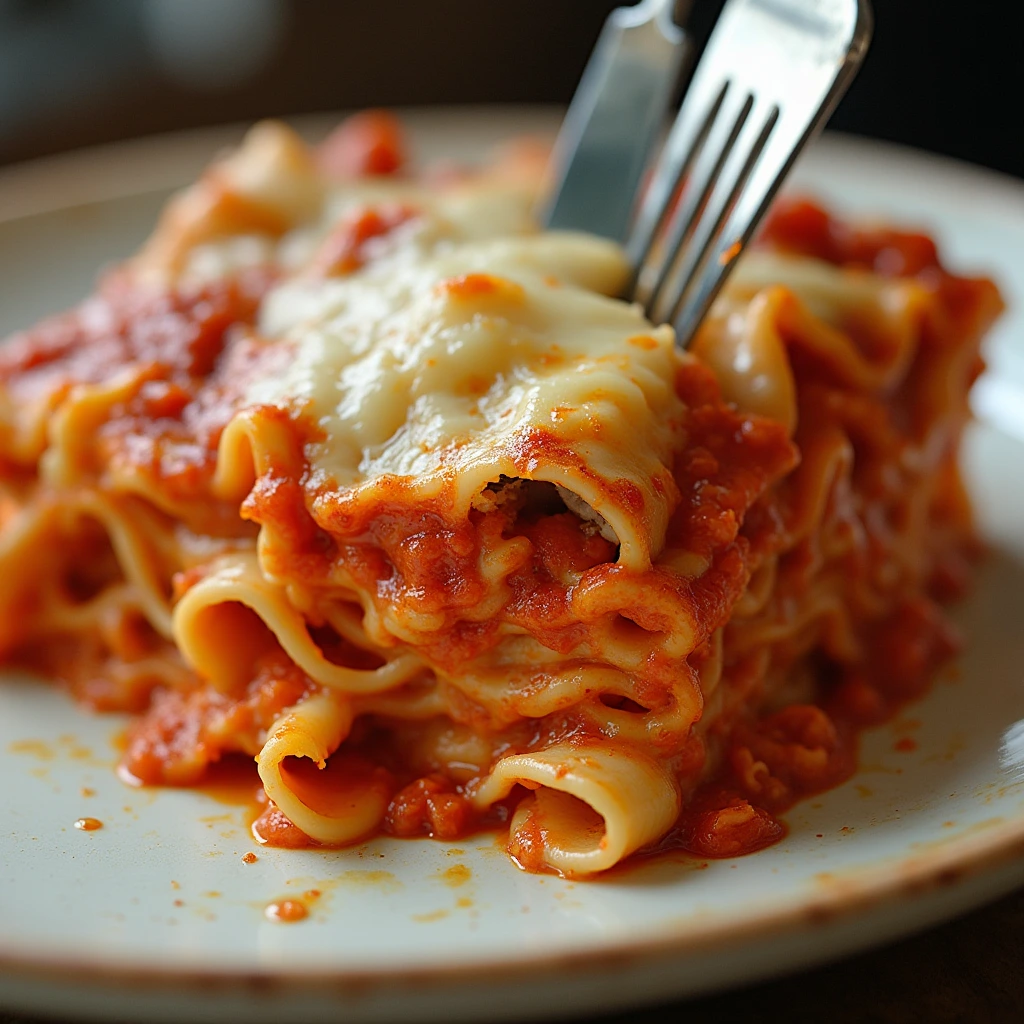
[257,690,395,847]
[0,113,1002,876]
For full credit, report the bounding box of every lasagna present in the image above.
[0,112,1002,876]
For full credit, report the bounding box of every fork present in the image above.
[542,0,692,245]
[627,0,873,344]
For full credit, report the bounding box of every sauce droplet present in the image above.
[265,899,308,923]
[242,852,258,864]
[74,817,103,831]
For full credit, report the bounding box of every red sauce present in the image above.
[0,269,268,398]
[759,197,1004,342]
[439,273,526,302]
[0,265,279,551]
[310,203,418,277]
[507,803,548,875]
[73,817,103,831]
[252,805,312,849]
[317,110,406,177]
[385,774,474,840]
[680,796,786,860]
[264,899,308,923]
[119,658,312,787]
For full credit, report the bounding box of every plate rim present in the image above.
[1,109,1023,995]
[0,810,1022,989]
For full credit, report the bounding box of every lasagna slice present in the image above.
[0,114,1001,876]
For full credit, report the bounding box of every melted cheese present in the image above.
[695,251,930,433]
[137,120,540,286]
[242,232,685,568]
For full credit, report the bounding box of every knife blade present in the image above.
[541,0,693,243]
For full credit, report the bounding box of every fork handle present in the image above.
[625,0,693,28]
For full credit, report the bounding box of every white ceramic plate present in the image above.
[1,109,1023,1024]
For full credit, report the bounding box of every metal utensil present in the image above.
[541,0,693,244]
[628,0,873,344]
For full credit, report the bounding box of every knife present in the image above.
[541,0,693,243]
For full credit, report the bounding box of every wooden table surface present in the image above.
[1,885,1021,1024]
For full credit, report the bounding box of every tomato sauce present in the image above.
[0,269,269,397]
[310,203,419,276]
[317,110,406,178]
[264,899,308,923]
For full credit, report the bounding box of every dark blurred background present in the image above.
[0,0,1020,179]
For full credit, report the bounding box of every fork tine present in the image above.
[662,102,780,329]
[668,32,871,348]
[668,110,800,343]
[620,0,873,346]
[641,88,756,319]
[625,80,729,293]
